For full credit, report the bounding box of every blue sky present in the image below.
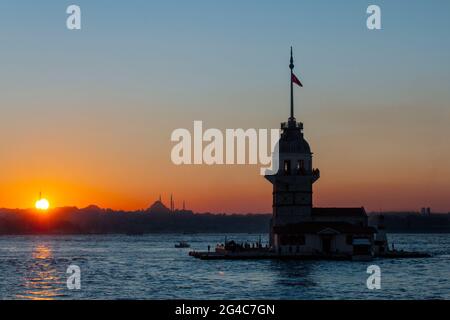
[1,1,449,122]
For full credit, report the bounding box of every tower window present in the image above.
[284,160,291,175]
[297,160,305,175]
[346,235,353,245]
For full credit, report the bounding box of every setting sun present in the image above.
[35,198,50,210]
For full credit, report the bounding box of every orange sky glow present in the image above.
[1,1,449,213]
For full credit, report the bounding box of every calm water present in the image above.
[0,233,449,300]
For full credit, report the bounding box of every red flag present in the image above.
[291,73,303,87]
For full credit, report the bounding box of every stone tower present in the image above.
[265,48,320,239]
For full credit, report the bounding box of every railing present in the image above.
[281,121,303,130]
[312,168,320,181]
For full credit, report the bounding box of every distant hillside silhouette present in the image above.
[368,212,450,233]
[0,202,271,235]
[1,203,449,235]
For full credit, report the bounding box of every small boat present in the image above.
[175,241,190,248]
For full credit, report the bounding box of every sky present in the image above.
[0,0,449,213]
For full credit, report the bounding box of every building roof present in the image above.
[278,121,311,154]
[312,207,367,218]
[273,221,376,235]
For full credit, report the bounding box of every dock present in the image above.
[191,250,363,261]
[189,249,431,261]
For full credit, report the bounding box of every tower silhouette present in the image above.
[265,47,320,244]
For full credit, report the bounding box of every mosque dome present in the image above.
[148,200,171,214]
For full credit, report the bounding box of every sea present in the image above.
[0,233,449,300]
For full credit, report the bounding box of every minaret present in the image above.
[170,194,174,212]
[265,48,320,243]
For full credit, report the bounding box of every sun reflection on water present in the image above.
[16,244,65,300]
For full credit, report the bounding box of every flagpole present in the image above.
[289,46,294,121]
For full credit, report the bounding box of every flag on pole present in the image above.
[291,73,303,87]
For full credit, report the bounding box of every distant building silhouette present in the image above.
[147,195,189,215]
[148,198,171,214]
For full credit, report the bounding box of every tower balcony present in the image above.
[281,121,303,130]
